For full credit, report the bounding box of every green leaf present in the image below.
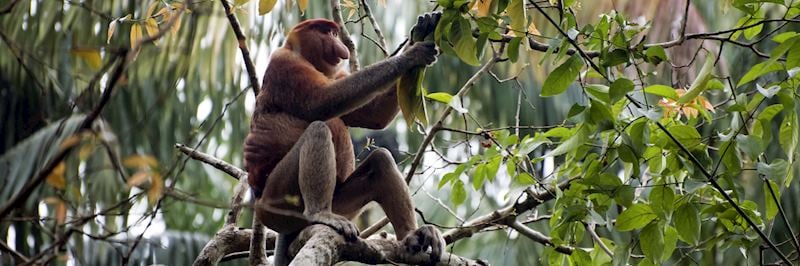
[738,61,783,87]
[541,54,584,97]
[662,125,703,150]
[645,46,668,65]
[649,186,675,217]
[544,125,589,157]
[640,222,664,262]
[610,78,634,103]
[472,163,486,190]
[506,0,526,36]
[425,92,453,104]
[779,113,798,160]
[644,85,678,100]
[743,18,764,40]
[763,180,780,219]
[515,172,537,186]
[451,180,466,206]
[674,203,700,244]
[757,104,783,122]
[453,18,480,66]
[397,67,428,128]
[508,37,522,62]
[663,226,678,260]
[486,155,502,182]
[616,204,657,231]
[677,55,715,104]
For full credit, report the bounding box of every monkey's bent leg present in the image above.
[332,148,416,239]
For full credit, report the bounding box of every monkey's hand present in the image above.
[402,225,446,262]
[308,212,359,242]
[410,11,442,43]
[402,41,439,67]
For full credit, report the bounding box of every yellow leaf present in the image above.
[147,173,163,206]
[146,1,159,17]
[473,0,492,17]
[46,161,66,190]
[122,154,158,169]
[126,171,150,187]
[259,0,278,15]
[130,23,143,49]
[70,48,103,70]
[235,0,251,6]
[145,18,159,38]
[297,0,308,15]
[107,20,118,44]
[527,21,540,35]
[153,7,169,17]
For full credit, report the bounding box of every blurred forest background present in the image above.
[2,0,800,265]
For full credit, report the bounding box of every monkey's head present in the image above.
[285,19,350,75]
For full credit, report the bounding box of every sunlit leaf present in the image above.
[426,92,453,103]
[544,124,589,158]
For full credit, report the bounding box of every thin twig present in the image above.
[359,0,388,57]
[219,0,261,96]
[331,0,360,72]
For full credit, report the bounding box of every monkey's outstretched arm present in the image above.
[265,42,436,122]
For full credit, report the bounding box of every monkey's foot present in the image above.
[411,11,442,42]
[403,224,446,262]
[308,212,359,242]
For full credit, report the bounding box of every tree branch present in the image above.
[291,225,487,265]
[331,0,360,72]
[219,0,261,96]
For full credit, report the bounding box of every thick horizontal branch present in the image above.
[291,225,487,265]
